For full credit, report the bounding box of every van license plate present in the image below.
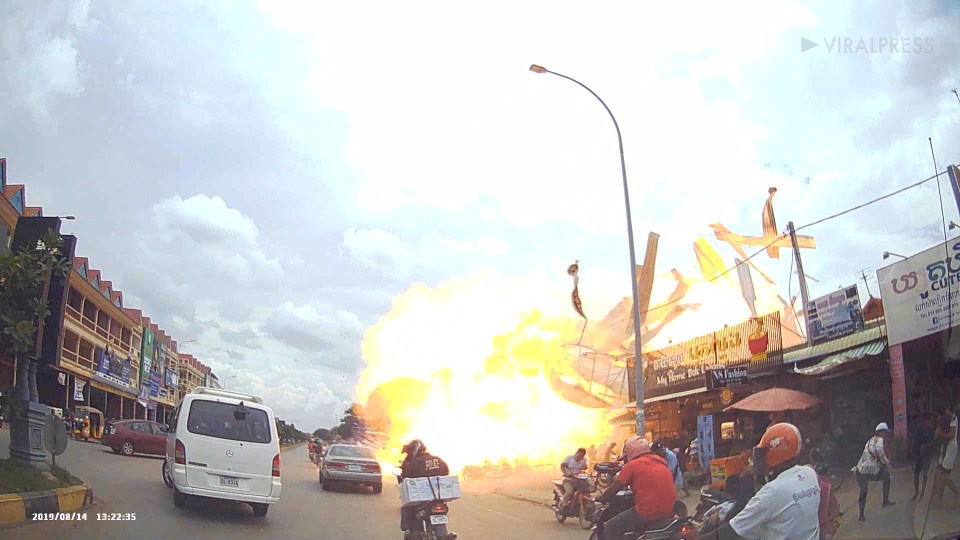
[220,476,240,487]
[347,465,362,472]
[429,515,448,525]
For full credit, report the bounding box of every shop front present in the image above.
[635,312,787,471]
[877,240,960,440]
[785,325,893,463]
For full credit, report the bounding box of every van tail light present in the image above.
[272,453,281,477]
[175,439,186,465]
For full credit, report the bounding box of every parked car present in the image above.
[165,387,281,517]
[102,420,168,456]
[319,444,382,493]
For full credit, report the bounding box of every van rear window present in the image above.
[186,400,272,444]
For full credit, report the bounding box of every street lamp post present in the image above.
[882,251,907,261]
[529,64,646,435]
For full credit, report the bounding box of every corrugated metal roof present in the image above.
[782,326,886,364]
[793,340,886,376]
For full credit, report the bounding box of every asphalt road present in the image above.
[1,428,588,540]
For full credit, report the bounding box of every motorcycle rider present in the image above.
[705,423,821,540]
[399,439,455,540]
[559,447,589,512]
[595,436,677,538]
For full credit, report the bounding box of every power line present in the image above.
[794,171,939,233]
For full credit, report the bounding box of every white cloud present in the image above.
[262,301,364,372]
[0,0,95,123]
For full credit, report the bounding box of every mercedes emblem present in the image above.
[226,449,234,457]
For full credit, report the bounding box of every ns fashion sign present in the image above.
[878,239,960,346]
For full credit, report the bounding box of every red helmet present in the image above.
[756,423,802,469]
[623,436,652,461]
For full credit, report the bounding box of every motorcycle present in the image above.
[692,484,732,522]
[594,461,620,491]
[395,470,458,540]
[551,473,596,529]
[591,490,698,540]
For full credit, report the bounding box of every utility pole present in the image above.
[859,268,874,298]
[788,222,812,345]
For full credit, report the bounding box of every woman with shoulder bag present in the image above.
[852,423,895,523]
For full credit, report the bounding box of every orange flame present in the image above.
[355,244,803,472]
[356,271,613,472]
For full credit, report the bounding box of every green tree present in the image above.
[0,230,69,408]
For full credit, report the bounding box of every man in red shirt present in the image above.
[596,436,677,538]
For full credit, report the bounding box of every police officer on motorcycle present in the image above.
[399,439,456,540]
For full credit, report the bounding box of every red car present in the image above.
[102,420,168,456]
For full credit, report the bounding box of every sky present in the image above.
[2,0,959,431]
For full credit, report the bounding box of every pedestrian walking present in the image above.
[852,422,895,523]
[912,413,936,500]
[931,405,958,508]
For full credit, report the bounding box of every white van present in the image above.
[165,387,282,517]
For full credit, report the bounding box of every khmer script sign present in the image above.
[878,239,960,346]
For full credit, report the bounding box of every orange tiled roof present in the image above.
[24,207,42,217]
[3,184,23,200]
[72,256,89,271]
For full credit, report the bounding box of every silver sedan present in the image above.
[319,444,383,493]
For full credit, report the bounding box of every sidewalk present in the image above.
[488,465,960,540]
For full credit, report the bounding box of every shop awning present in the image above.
[782,326,886,365]
[792,340,886,376]
[607,387,709,411]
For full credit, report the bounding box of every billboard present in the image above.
[805,285,865,344]
[140,327,155,385]
[878,239,960,346]
[150,367,162,397]
[165,368,179,389]
[93,348,136,395]
[642,312,783,398]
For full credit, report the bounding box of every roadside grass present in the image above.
[0,458,83,494]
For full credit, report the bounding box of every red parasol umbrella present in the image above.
[724,387,820,412]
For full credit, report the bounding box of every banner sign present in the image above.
[94,348,134,390]
[150,370,162,397]
[121,357,132,383]
[165,368,179,389]
[74,379,86,402]
[140,327,156,384]
[137,382,150,407]
[642,312,784,398]
[805,285,864,344]
[878,239,960,346]
[697,414,716,471]
[706,367,749,390]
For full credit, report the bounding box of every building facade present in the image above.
[2,156,220,420]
